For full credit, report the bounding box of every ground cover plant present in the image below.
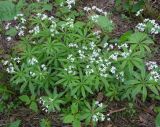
[0,0,160,127]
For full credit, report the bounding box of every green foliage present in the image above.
[0,0,24,21]
[9,119,21,127]
[40,119,51,127]
[156,112,160,127]
[1,0,160,126]
[5,27,17,37]
[96,15,114,32]
[19,95,38,112]
[0,1,16,21]
[124,69,159,101]
[115,0,145,14]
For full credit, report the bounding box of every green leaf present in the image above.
[126,80,140,85]
[119,30,133,43]
[132,85,142,99]
[20,83,27,93]
[71,103,78,114]
[6,27,17,37]
[155,112,160,127]
[29,83,35,95]
[9,120,21,127]
[29,102,38,112]
[73,120,81,127]
[81,87,86,98]
[0,1,17,21]
[19,95,30,105]
[95,15,114,32]
[16,0,25,12]
[84,85,93,94]
[63,115,74,123]
[129,32,147,44]
[42,4,52,11]
[149,85,159,96]
[142,86,147,102]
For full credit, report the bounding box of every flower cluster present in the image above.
[83,6,107,16]
[64,65,76,75]
[85,65,94,76]
[65,40,128,80]
[29,13,59,36]
[14,13,27,36]
[61,18,74,29]
[93,30,101,38]
[67,54,75,63]
[68,43,78,48]
[41,64,47,71]
[66,0,75,9]
[116,71,124,82]
[29,25,40,35]
[92,101,110,122]
[2,57,20,74]
[146,61,160,82]
[91,15,99,23]
[39,97,49,113]
[28,57,38,65]
[136,19,160,34]
[6,36,12,42]
[5,13,27,41]
[135,9,144,16]
[29,71,36,77]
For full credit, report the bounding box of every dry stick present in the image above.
[109,107,126,115]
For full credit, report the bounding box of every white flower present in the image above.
[65,65,76,75]
[90,41,96,49]
[135,9,144,16]
[18,30,24,36]
[107,118,111,121]
[41,64,47,71]
[136,23,146,32]
[100,114,105,121]
[66,0,75,9]
[83,7,91,12]
[95,101,99,105]
[28,57,38,65]
[98,103,103,108]
[30,71,36,77]
[6,36,12,41]
[121,52,130,58]
[2,60,9,65]
[109,53,118,61]
[41,14,48,20]
[92,115,98,122]
[68,43,78,48]
[92,6,97,10]
[6,66,15,74]
[103,43,108,48]
[67,54,75,62]
[5,23,11,30]
[29,25,40,34]
[78,50,85,59]
[20,18,26,24]
[91,15,99,23]
[110,66,116,74]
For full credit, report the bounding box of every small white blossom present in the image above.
[41,64,47,71]
[110,66,116,74]
[6,36,12,41]
[135,9,144,16]
[28,57,38,65]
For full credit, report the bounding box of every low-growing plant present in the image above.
[1,0,160,126]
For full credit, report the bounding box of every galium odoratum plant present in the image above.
[2,1,160,126]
